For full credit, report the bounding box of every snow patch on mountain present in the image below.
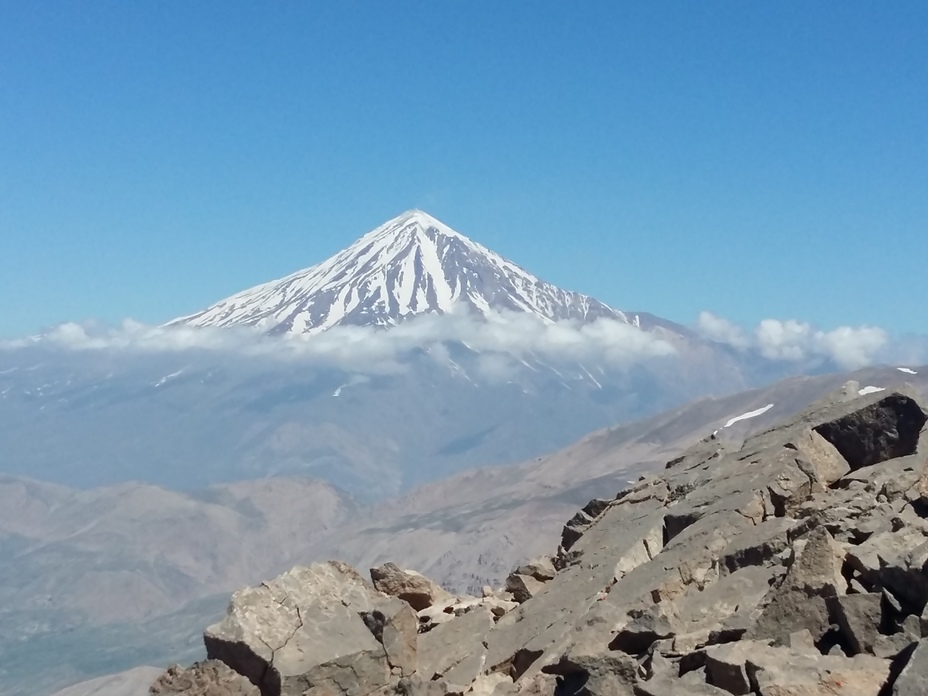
[168,210,627,336]
[714,404,775,434]
[154,369,184,388]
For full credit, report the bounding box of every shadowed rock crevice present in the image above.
[510,648,544,681]
[201,635,272,696]
[662,509,702,545]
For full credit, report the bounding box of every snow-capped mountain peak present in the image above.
[168,210,627,335]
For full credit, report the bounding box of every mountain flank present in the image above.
[151,384,928,695]
[311,368,927,597]
[167,210,627,335]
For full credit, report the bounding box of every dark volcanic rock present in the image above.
[814,393,927,470]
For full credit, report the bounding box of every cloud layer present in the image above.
[4,310,922,375]
[696,311,894,370]
[1,311,678,373]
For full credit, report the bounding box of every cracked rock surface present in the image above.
[154,386,928,696]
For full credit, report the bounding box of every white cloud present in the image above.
[7,310,918,375]
[812,325,888,371]
[1,311,677,374]
[696,312,750,349]
[755,318,817,362]
[754,319,888,369]
[696,313,890,369]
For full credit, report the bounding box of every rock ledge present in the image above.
[153,388,928,696]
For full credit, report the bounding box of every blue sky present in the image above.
[1,2,926,338]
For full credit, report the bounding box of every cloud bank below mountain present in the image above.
[2,310,923,374]
[0,312,677,373]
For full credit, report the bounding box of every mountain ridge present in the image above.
[149,381,928,696]
[168,210,629,336]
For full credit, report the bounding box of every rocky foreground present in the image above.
[151,383,928,696]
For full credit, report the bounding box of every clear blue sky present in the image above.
[1,2,926,338]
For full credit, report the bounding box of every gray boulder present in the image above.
[203,561,414,696]
[748,526,846,645]
[813,393,926,470]
[505,573,547,604]
[514,557,556,582]
[418,607,494,683]
[828,593,883,655]
[370,562,452,612]
[893,639,928,695]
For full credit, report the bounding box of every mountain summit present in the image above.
[169,210,627,335]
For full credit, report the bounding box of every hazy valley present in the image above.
[2,363,924,695]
